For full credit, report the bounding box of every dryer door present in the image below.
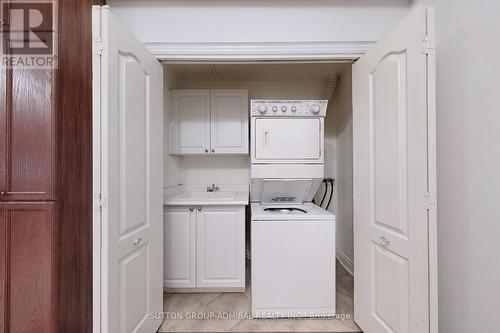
[253,118,323,163]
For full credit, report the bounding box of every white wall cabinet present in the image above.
[171,89,211,155]
[170,89,248,155]
[164,205,245,291]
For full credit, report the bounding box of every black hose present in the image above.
[326,178,335,210]
[319,179,328,207]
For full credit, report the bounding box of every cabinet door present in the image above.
[196,206,245,288]
[210,89,248,154]
[163,207,196,288]
[0,69,55,201]
[171,89,210,155]
[0,203,56,332]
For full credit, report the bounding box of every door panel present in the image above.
[94,6,163,333]
[118,54,148,238]
[372,244,409,333]
[353,5,434,333]
[9,69,54,200]
[196,206,245,288]
[372,52,409,236]
[0,203,56,333]
[0,68,55,201]
[254,118,321,161]
[171,90,210,154]
[163,207,196,288]
[210,89,248,154]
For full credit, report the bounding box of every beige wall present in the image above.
[414,1,500,331]
[315,67,354,272]
[163,67,181,188]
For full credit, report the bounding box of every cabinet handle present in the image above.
[211,149,215,153]
[198,207,202,211]
[189,207,194,212]
[205,149,208,153]
[133,238,143,247]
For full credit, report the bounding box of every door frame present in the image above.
[92,10,437,333]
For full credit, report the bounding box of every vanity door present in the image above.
[196,206,245,289]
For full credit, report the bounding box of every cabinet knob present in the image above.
[211,149,215,153]
[0,192,5,196]
[198,207,202,211]
[205,149,208,153]
[189,207,194,212]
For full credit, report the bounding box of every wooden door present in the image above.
[196,206,245,289]
[210,89,248,154]
[353,5,436,333]
[0,68,55,201]
[93,6,164,333]
[171,89,211,155]
[0,203,56,333]
[163,206,197,289]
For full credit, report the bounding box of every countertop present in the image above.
[163,185,249,206]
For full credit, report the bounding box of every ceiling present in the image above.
[168,63,351,82]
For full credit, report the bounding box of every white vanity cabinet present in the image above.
[163,206,197,288]
[163,205,246,291]
[196,206,246,289]
[170,89,248,155]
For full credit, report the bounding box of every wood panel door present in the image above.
[0,202,56,333]
[0,68,56,201]
[0,69,55,202]
[0,0,56,201]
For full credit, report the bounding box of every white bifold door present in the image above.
[92,6,164,333]
[353,5,437,333]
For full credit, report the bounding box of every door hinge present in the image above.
[94,193,105,212]
[93,40,107,55]
[423,191,436,210]
[422,36,434,55]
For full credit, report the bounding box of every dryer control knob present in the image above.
[258,105,267,114]
[281,106,287,112]
[311,103,321,114]
[291,106,297,112]
[272,106,278,112]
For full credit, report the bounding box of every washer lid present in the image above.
[251,202,335,221]
[259,178,312,205]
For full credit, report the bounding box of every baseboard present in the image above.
[336,248,353,276]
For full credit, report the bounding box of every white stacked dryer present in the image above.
[250,100,336,318]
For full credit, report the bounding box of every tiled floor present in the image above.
[159,261,362,332]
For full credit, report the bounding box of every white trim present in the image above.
[425,7,439,333]
[336,248,354,276]
[144,41,375,61]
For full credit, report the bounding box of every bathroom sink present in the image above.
[174,191,237,200]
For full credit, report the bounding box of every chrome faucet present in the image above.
[206,184,219,192]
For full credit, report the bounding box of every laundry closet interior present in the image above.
[159,61,355,332]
